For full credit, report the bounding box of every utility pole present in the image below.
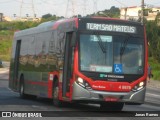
[65,0,76,18]
[83,0,87,16]
[65,0,69,18]
[31,0,35,18]
[93,0,97,15]
[71,0,75,16]
[20,0,35,19]
[141,0,144,24]
[124,8,127,20]
[20,0,23,18]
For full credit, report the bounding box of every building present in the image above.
[3,16,12,22]
[0,13,41,22]
[0,13,13,22]
[15,17,41,22]
[145,7,160,21]
[120,6,160,21]
[120,6,140,20]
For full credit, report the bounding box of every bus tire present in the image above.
[53,80,63,107]
[19,76,27,99]
[100,102,124,111]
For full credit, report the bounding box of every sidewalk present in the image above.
[0,68,9,80]
[145,79,160,106]
[146,79,160,89]
[0,68,9,73]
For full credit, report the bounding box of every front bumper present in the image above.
[72,82,146,104]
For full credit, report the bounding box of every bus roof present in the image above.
[14,17,142,37]
[14,18,77,37]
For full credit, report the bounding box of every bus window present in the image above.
[80,34,113,73]
[114,36,144,74]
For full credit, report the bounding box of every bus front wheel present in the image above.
[53,80,63,107]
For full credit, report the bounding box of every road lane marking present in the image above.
[146,93,160,98]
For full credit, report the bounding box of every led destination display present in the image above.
[86,23,136,33]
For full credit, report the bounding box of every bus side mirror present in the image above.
[71,32,77,47]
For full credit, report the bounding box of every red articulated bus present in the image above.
[9,17,148,111]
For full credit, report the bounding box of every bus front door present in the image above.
[62,32,75,98]
[13,40,21,90]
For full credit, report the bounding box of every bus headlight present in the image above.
[77,77,83,83]
[132,81,145,92]
[139,81,144,87]
[76,77,92,90]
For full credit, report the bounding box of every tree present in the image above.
[41,14,64,23]
[42,13,52,19]
[93,6,120,18]
[146,14,160,62]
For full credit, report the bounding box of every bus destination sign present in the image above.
[86,23,136,33]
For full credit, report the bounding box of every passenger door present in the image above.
[62,32,75,97]
[13,40,21,90]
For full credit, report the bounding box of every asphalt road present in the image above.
[0,68,160,120]
[146,87,160,106]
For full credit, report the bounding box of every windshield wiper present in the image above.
[95,33,106,53]
[120,35,131,62]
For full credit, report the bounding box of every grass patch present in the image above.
[0,31,13,61]
[0,64,3,68]
[148,57,160,81]
[0,55,11,61]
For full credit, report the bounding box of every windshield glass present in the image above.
[79,34,144,75]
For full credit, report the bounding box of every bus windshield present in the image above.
[79,34,144,75]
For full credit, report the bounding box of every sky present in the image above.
[0,0,160,18]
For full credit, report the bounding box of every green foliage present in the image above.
[0,21,39,31]
[145,14,160,80]
[146,18,160,62]
[0,30,13,35]
[42,13,52,19]
[107,6,120,18]
[87,6,120,18]
[0,14,64,61]
[0,30,13,61]
[0,39,12,61]
[149,57,160,80]
[41,14,64,22]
